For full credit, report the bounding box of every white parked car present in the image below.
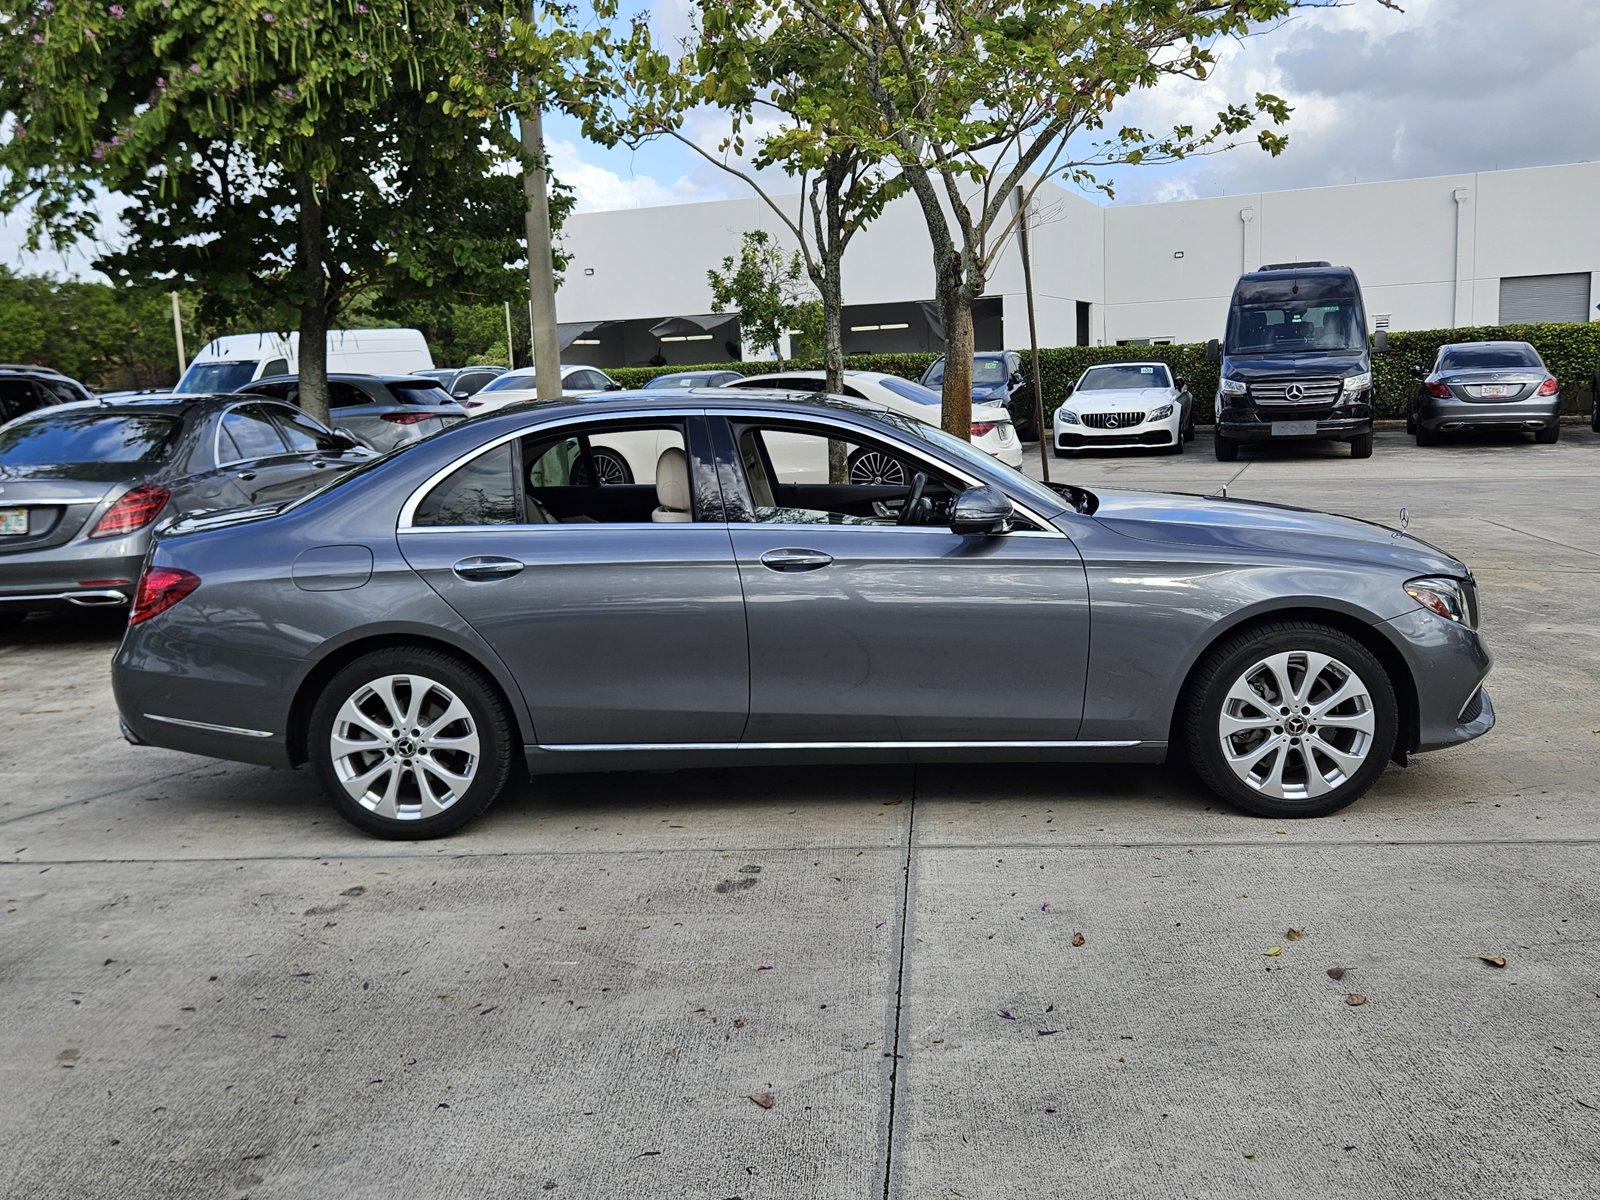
[466,364,622,414]
[1052,362,1194,456]
[723,369,1024,478]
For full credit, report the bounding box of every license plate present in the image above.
[1271,421,1318,437]
[1477,384,1511,398]
[0,508,26,536]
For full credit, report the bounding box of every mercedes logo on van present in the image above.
[1285,383,1305,401]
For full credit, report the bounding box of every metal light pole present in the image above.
[504,301,516,368]
[169,291,187,377]
[1013,191,1050,483]
[519,104,563,401]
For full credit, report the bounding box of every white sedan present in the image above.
[465,364,622,414]
[1053,362,1194,456]
[724,369,1024,478]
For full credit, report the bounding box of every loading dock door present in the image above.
[1498,273,1591,324]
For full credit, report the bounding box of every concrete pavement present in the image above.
[2,429,1597,1199]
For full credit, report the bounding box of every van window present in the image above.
[1228,300,1362,355]
[177,361,260,394]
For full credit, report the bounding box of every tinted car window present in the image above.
[1078,364,1172,391]
[456,371,497,395]
[40,378,91,405]
[271,407,340,453]
[178,361,259,394]
[0,379,42,420]
[329,382,371,409]
[879,378,941,406]
[478,372,533,393]
[262,358,289,377]
[1228,301,1361,354]
[219,405,289,461]
[414,443,520,526]
[1438,345,1542,370]
[0,413,182,465]
[389,381,457,407]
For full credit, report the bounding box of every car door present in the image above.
[396,411,749,746]
[264,404,373,492]
[212,402,310,504]
[710,413,1091,745]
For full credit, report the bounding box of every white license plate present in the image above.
[1271,420,1319,437]
[0,508,26,536]
[1477,384,1511,398]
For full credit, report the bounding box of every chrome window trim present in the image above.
[540,739,1142,752]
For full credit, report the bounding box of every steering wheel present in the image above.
[897,471,929,526]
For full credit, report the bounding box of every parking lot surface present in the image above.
[2,428,1597,1199]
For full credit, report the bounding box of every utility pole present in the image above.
[1013,191,1050,483]
[504,301,516,368]
[519,104,562,401]
[169,291,187,378]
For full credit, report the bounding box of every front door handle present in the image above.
[759,548,833,572]
[236,470,257,482]
[453,555,524,581]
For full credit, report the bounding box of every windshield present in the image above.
[645,373,711,389]
[1078,364,1171,391]
[0,413,182,466]
[1227,299,1362,355]
[1438,345,1541,370]
[923,357,1009,387]
[177,361,258,394]
[878,377,941,407]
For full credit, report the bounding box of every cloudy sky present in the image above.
[6,0,1597,276]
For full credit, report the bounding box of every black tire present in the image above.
[1415,426,1438,447]
[0,608,30,634]
[1534,423,1560,445]
[309,647,517,839]
[1350,432,1373,459]
[1168,435,1185,455]
[1592,406,1599,434]
[1405,408,1417,435]
[1183,413,1196,442]
[1214,434,1239,463]
[1181,621,1398,820]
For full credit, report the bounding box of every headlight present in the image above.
[1149,404,1174,421]
[1341,371,1373,397]
[1056,408,1081,425]
[1405,576,1476,628]
[1219,377,1247,397]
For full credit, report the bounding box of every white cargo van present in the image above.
[175,329,433,394]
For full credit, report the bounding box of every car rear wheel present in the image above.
[848,448,909,485]
[310,648,516,839]
[572,447,634,486]
[1182,622,1397,819]
[1535,423,1560,445]
[1416,426,1439,447]
[0,608,30,634]
[1214,434,1239,462]
[1350,432,1373,459]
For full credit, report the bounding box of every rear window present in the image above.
[389,381,457,407]
[878,377,941,406]
[0,413,182,466]
[1438,345,1541,370]
[479,372,535,393]
[177,361,258,394]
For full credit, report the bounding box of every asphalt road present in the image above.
[2,428,1597,1200]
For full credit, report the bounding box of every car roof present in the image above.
[460,387,900,425]
[0,363,76,377]
[246,372,445,387]
[1241,264,1355,281]
[9,393,239,419]
[734,369,888,382]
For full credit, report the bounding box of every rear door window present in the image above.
[414,443,521,526]
[218,404,290,463]
[269,406,341,453]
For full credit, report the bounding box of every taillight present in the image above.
[1424,381,1451,399]
[380,412,433,425]
[89,484,170,539]
[970,421,998,437]
[1535,377,1559,396]
[129,566,199,626]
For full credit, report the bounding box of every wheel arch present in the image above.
[285,630,528,767]
[1168,604,1419,763]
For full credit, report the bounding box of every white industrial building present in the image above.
[552,160,1600,368]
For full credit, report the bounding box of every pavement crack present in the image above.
[879,766,918,1200]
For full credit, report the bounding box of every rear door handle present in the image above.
[759,548,833,572]
[235,470,257,481]
[453,555,524,581]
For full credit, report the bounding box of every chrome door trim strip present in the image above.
[145,713,275,738]
[539,739,1142,752]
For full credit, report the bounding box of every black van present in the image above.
[1206,263,1386,461]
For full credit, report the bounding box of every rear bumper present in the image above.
[0,540,145,609]
[1417,395,1560,432]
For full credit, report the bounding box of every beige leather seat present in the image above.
[652,446,692,523]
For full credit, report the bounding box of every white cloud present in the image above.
[545,137,716,212]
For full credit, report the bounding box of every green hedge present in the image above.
[606,321,1600,422]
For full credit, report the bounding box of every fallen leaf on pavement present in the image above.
[748,1092,776,1110]
[1285,928,1303,942]
[1346,994,1367,1007]
[1478,955,1507,968]
[999,1010,1016,1020]
[1263,947,1282,957]
[1071,932,1085,948]
[1327,967,1346,981]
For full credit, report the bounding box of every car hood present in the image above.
[1222,351,1367,379]
[1062,388,1175,413]
[1089,488,1465,575]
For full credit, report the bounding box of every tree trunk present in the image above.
[936,255,974,440]
[520,105,563,402]
[294,172,332,426]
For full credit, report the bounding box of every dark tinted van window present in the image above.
[1228,298,1362,354]
[0,414,182,465]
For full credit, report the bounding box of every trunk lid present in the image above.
[0,467,131,553]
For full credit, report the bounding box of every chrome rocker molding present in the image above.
[144,713,276,739]
[0,588,128,607]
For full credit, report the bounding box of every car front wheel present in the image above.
[310,648,516,838]
[1214,434,1239,462]
[1181,622,1398,819]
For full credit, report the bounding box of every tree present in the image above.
[706,230,816,366]
[715,0,1397,438]
[0,0,615,422]
[598,6,901,393]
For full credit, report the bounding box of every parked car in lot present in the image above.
[114,390,1493,838]
[467,364,623,413]
[641,369,743,390]
[1208,263,1383,461]
[236,374,468,452]
[1409,341,1562,445]
[420,366,507,401]
[724,369,1024,474]
[920,350,1037,438]
[1052,362,1194,456]
[177,328,433,393]
[0,395,372,628]
[0,365,95,423]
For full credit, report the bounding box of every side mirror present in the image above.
[332,427,365,450]
[1010,371,1024,386]
[1205,338,1221,364]
[1410,364,1426,381]
[1062,383,1073,397]
[606,381,624,391]
[453,388,471,399]
[949,485,1015,536]
[1173,376,1186,391]
[1372,329,1389,353]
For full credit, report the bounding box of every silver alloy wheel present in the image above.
[848,450,908,486]
[1218,651,1375,801]
[330,674,480,821]
[574,448,631,486]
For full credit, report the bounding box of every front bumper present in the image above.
[1378,606,1494,753]
[1055,415,1179,451]
[1218,391,1373,442]
[1418,395,1560,432]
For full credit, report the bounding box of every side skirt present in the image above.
[523,740,1167,776]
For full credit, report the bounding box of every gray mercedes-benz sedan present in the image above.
[113,391,1494,838]
[1410,340,1562,445]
